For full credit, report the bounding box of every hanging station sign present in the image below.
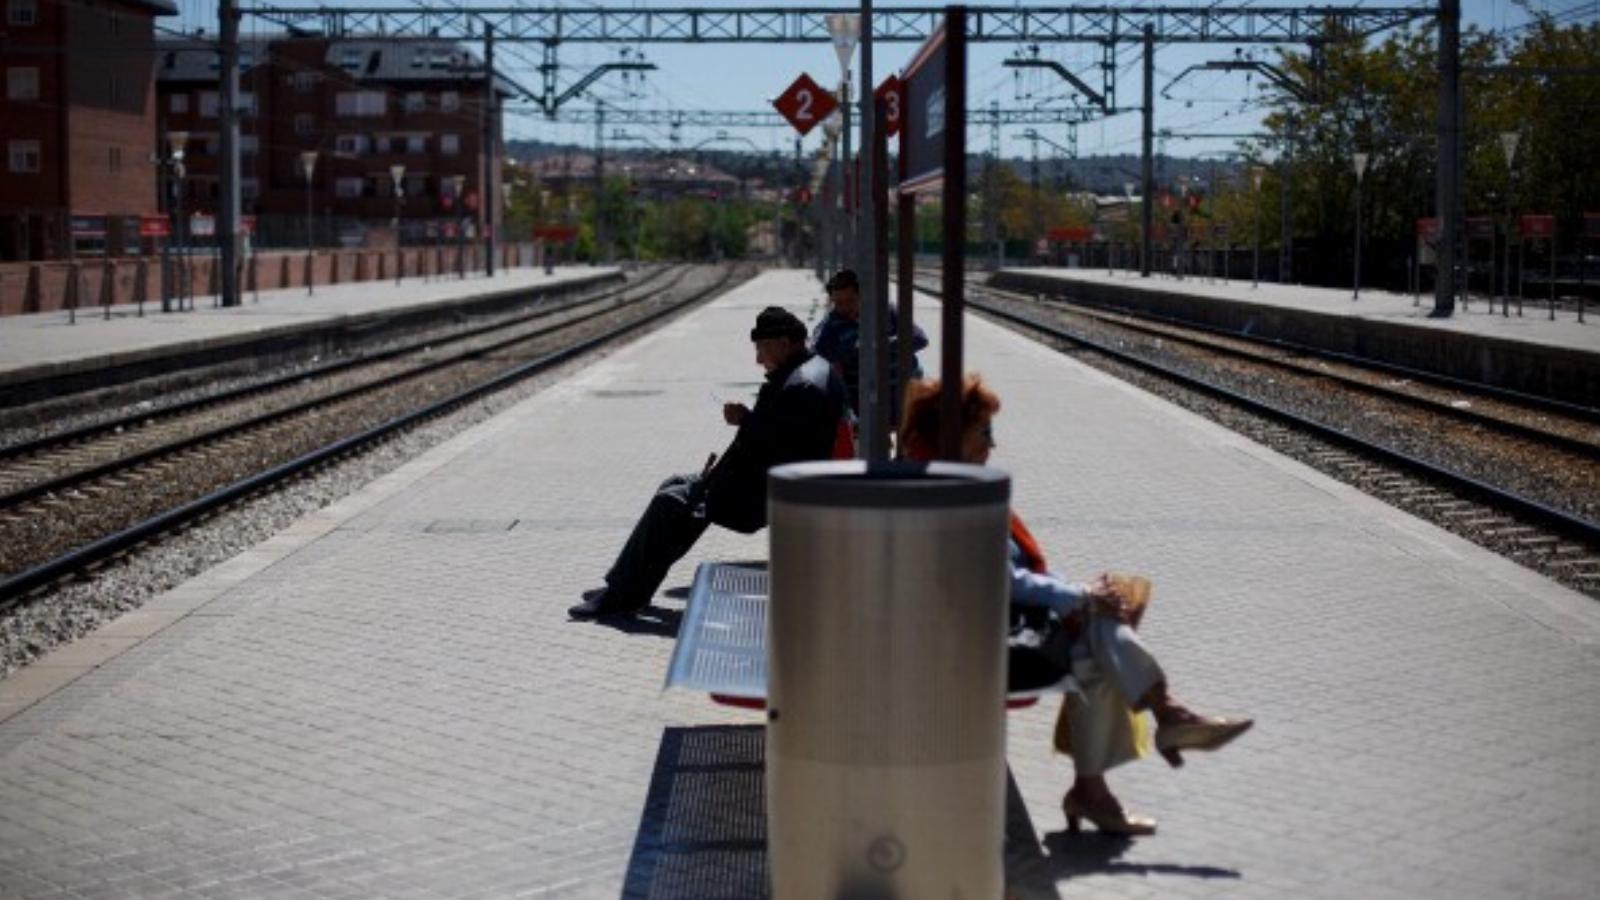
[898,19,948,194]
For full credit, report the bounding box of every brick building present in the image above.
[157,36,510,250]
[0,0,177,261]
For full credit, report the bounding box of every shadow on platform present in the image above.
[620,725,1083,900]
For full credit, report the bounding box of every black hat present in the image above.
[826,269,859,291]
[750,305,807,342]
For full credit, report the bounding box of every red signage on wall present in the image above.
[533,224,578,242]
[139,216,171,237]
[1046,226,1093,243]
[1519,214,1555,239]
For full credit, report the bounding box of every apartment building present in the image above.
[0,0,178,261]
[157,36,509,248]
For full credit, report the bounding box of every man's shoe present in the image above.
[568,587,638,620]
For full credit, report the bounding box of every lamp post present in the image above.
[390,164,406,286]
[1124,181,1136,275]
[1353,152,1369,300]
[166,131,189,311]
[1499,130,1520,317]
[1251,166,1265,289]
[450,174,467,279]
[300,150,318,296]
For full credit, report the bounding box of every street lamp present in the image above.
[1499,130,1520,317]
[300,150,318,296]
[167,131,189,310]
[1124,181,1137,275]
[390,164,406,285]
[1352,152,1369,300]
[449,174,467,279]
[1251,165,1265,289]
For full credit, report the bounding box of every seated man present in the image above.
[810,268,929,418]
[571,305,847,620]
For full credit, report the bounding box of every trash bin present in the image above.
[766,460,1011,899]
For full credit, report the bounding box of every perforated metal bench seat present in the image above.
[664,561,1068,709]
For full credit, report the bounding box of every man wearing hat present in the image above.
[812,268,928,417]
[570,305,847,620]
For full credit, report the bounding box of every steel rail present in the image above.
[917,280,1600,547]
[0,267,668,463]
[0,265,746,610]
[964,283,1600,459]
[0,267,694,514]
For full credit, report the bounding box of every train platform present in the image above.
[993,266,1600,405]
[1,269,1596,898]
[0,266,621,406]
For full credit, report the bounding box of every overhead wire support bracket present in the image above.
[536,58,656,117]
[1162,59,1313,103]
[1003,47,1109,112]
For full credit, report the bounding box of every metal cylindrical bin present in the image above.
[766,460,1011,899]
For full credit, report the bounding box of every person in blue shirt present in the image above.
[810,268,929,419]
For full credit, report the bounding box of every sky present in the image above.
[178,1,1599,162]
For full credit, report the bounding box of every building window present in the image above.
[109,146,122,173]
[440,91,460,113]
[335,134,369,155]
[293,71,317,92]
[335,90,386,117]
[294,114,315,136]
[373,135,392,154]
[199,91,219,118]
[441,133,460,156]
[240,135,259,156]
[335,176,364,198]
[406,134,426,154]
[241,178,259,204]
[7,1,38,27]
[6,67,38,101]
[403,92,425,113]
[404,174,427,196]
[239,93,257,117]
[8,140,40,173]
[170,93,189,114]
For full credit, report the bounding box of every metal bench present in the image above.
[664,561,1070,709]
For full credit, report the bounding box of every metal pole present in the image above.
[1282,117,1295,283]
[1353,176,1362,300]
[842,81,854,270]
[1140,25,1154,278]
[938,6,968,462]
[483,23,497,277]
[305,176,314,296]
[1549,236,1556,320]
[897,169,915,457]
[1433,0,1461,317]
[1252,187,1261,289]
[161,171,173,312]
[216,0,241,307]
[1503,207,1511,317]
[858,0,888,461]
[865,94,891,463]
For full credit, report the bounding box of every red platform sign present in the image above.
[534,224,578,242]
[875,74,903,138]
[1415,217,1441,243]
[773,73,837,137]
[1046,226,1094,243]
[1519,214,1555,239]
[138,215,171,238]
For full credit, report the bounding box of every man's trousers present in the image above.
[602,473,712,611]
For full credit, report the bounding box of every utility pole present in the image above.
[1140,24,1154,278]
[857,0,887,462]
[218,0,241,307]
[1281,115,1295,282]
[987,100,1001,271]
[483,22,497,277]
[1434,0,1461,316]
[595,99,606,263]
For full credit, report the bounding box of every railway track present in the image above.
[917,274,1600,597]
[0,263,748,608]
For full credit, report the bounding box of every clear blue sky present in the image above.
[186,1,1597,161]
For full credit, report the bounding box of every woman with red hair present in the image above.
[900,375,1251,837]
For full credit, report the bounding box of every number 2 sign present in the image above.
[773,72,838,136]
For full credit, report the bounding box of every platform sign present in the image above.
[773,73,837,137]
[1465,216,1495,240]
[875,74,904,138]
[69,216,106,237]
[190,213,215,237]
[898,19,948,194]
[1415,217,1441,244]
[1519,214,1555,239]
[533,224,578,242]
[1047,226,1093,243]
[138,215,171,238]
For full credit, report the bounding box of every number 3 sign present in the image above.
[774,72,839,136]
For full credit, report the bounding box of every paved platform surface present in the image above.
[0,267,618,386]
[2,270,1598,898]
[1004,266,1600,356]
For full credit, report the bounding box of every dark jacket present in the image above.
[810,309,929,413]
[703,350,847,533]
